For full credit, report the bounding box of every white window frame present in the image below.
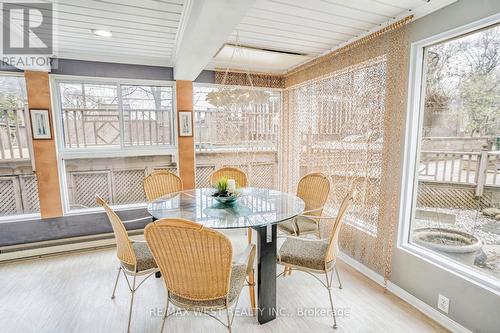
[50,75,178,215]
[398,13,500,294]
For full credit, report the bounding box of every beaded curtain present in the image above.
[282,17,411,281]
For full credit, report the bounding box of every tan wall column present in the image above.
[25,71,63,218]
[176,80,195,189]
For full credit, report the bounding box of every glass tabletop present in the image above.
[147,187,305,229]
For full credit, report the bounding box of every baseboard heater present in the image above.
[0,229,144,263]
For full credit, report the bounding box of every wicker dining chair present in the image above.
[96,195,159,333]
[278,172,331,237]
[144,170,183,202]
[145,218,256,332]
[209,167,248,189]
[277,191,354,329]
[209,167,254,244]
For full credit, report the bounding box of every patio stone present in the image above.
[482,207,500,217]
[480,223,500,235]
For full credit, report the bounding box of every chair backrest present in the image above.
[297,172,330,216]
[145,218,233,301]
[96,195,136,267]
[209,167,248,187]
[144,170,183,202]
[325,191,354,263]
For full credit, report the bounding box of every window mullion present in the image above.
[117,83,125,149]
[81,83,86,148]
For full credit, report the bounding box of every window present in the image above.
[0,73,40,219]
[401,19,500,289]
[193,84,281,189]
[58,82,174,150]
[52,77,176,212]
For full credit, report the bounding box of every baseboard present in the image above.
[338,252,472,333]
[337,252,386,286]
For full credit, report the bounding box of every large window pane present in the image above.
[60,82,120,148]
[121,85,174,146]
[55,79,176,212]
[0,74,40,217]
[193,85,280,189]
[64,156,177,210]
[410,24,500,281]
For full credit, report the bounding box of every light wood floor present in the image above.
[0,231,448,333]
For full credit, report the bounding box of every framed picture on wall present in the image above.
[30,109,52,140]
[179,111,193,137]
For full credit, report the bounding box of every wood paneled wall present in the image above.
[176,80,195,189]
[24,71,63,218]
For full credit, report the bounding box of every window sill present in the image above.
[195,147,277,154]
[398,241,500,296]
[0,213,41,224]
[65,202,148,216]
[60,146,177,159]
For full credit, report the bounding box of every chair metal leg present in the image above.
[334,265,343,290]
[160,298,169,333]
[325,271,338,329]
[248,268,256,316]
[111,267,121,299]
[127,273,137,333]
[226,307,232,333]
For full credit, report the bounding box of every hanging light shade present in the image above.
[206,88,270,107]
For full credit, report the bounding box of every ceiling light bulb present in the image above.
[91,29,112,38]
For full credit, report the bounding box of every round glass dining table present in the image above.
[147,187,305,324]
[147,187,304,229]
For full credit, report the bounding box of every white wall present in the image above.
[391,1,500,332]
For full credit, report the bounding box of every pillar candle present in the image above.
[227,179,236,192]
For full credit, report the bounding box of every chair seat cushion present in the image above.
[278,216,318,235]
[169,263,247,309]
[279,237,333,271]
[122,242,157,272]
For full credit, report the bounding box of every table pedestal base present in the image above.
[255,224,277,324]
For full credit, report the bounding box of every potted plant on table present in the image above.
[209,177,241,205]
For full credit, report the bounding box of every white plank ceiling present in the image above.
[209,0,457,73]
[14,0,456,73]
[47,0,186,67]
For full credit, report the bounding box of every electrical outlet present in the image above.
[438,294,450,313]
